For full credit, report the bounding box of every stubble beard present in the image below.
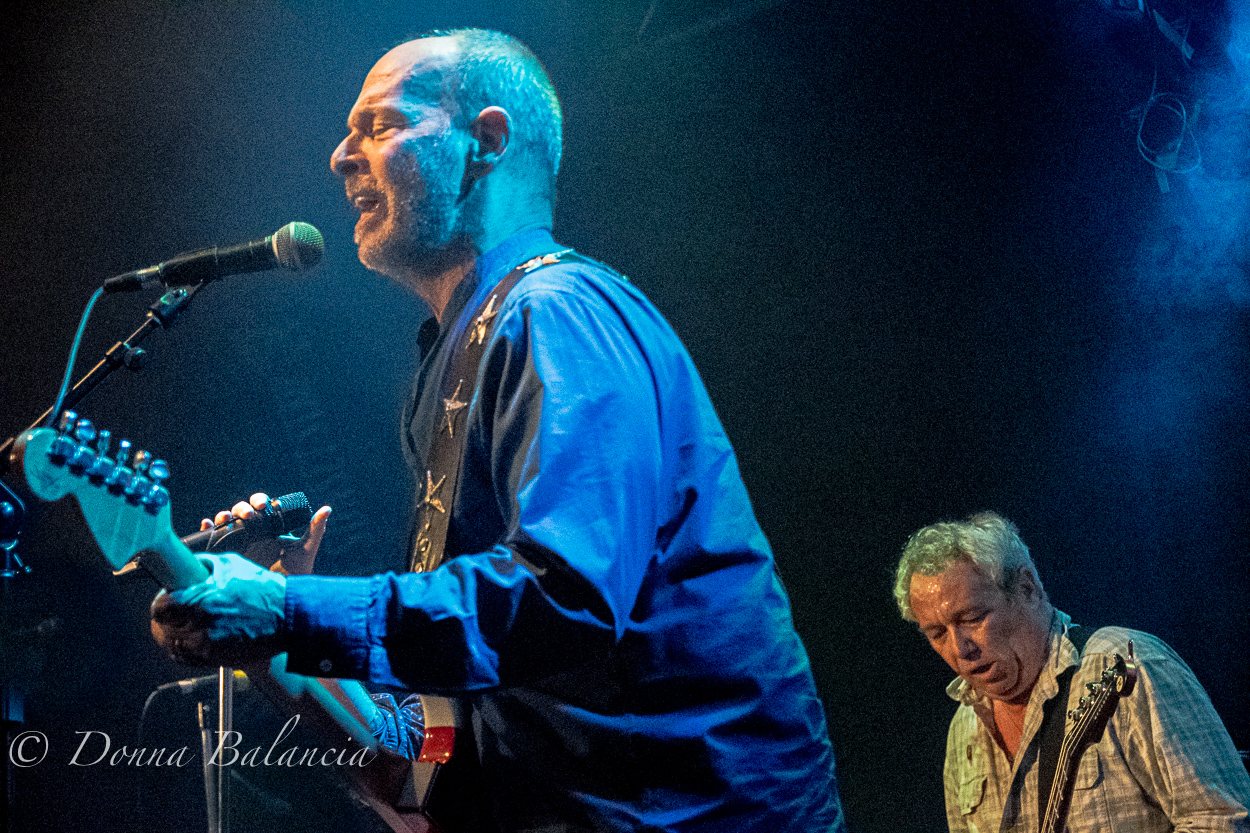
[360,131,468,282]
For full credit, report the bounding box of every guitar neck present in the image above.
[138,522,383,749]
[11,423,434,833]
[139,510,425,826]
[1040,749,1079,833]
[142,530,210,590]
[1040,654,1137,833]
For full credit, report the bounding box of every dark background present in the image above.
[2,1,1247,831]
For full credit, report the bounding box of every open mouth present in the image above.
[352,193,381,213]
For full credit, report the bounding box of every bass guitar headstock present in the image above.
[1066,647,1138,742]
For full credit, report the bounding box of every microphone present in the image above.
[180,492,313,552]
[156,669,251,696]
[103,222,325,293]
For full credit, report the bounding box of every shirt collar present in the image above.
[439,228,558,339]
[415,228,558,363]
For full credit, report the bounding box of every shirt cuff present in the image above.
[283,575,376,678]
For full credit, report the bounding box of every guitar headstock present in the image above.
[10,412,175,572]
[1066,650,1139,741]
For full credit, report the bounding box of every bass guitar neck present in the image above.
[1040,649,1138,833]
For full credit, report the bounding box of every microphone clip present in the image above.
[147,284,203,329]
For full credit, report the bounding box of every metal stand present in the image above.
[0,283,207,475]
[199,667,235,833]
[0,282,208,831]
[1,581,18,833]
[1,494,31,833]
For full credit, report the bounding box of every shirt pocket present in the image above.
[1072,750,1103,791]
[958,750,989,815]
[1067,749,1114,831]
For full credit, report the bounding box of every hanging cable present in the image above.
[1129,1,1203,185]
[44,287,105,428]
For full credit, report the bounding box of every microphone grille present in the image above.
[274,490,311,516]
[265,491,312,533]
[273,222,325,270]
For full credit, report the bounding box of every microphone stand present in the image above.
[0,543,26,833]
[199,668,235,833]
[0,283,207,474]
[0,282,207,832]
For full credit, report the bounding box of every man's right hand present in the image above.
[199,492,332,575]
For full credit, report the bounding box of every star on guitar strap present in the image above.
[408,249,573,575]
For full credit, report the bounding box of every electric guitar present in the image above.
[8,415,460,833]
[1040,650,1138,833]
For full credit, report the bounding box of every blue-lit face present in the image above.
[331,38,469,282]
[909,559,1051,704]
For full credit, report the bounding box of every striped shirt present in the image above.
[943,610,1250,833]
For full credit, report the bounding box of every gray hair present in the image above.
[893,512,1044,621]
[416,28,563,203]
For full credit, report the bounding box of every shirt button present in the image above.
[319,659,333,673]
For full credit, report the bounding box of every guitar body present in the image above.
[9,424,462,833]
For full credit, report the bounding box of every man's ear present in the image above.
[1012,567,1044,607]
[466,106,511,181]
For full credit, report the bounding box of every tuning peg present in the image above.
[67,420,98,474]
[86,430,117,484]
[124,451,153,503]
[46,411,80,463]
[73,419,96,445]
[1086,682,1101,694]
[104,440,134,493]
[125,477,151,504]
[143,459,171,513]
[56,410,78,435]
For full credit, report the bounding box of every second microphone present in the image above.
[180,492,312,552]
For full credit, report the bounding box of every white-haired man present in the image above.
[151,28,844,832]
[896,511,1249,833]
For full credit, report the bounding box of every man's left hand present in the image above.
[150,552,287,667]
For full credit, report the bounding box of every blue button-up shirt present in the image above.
[284,229,843,832]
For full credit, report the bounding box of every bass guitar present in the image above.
[1040,649,1138,833]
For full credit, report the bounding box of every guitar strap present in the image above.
[1036,623,1093,824]
[395,250,575,829]
[408,249,573,574]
